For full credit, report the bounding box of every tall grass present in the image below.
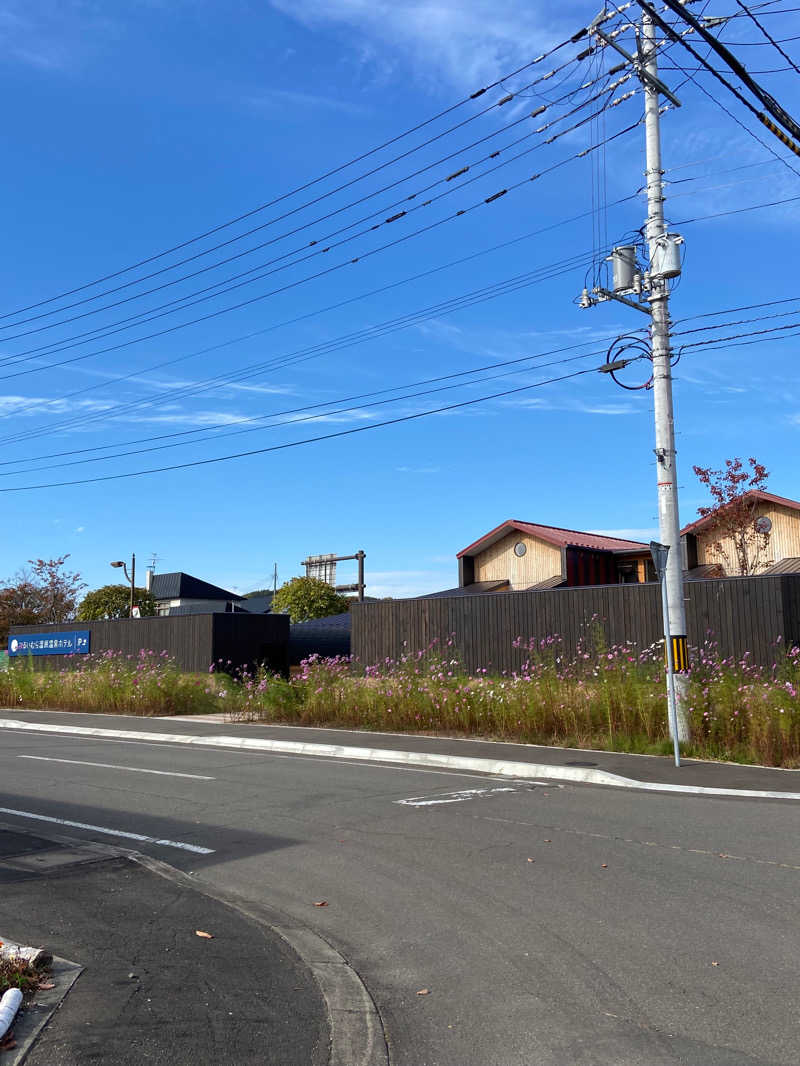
[3,636,800,766]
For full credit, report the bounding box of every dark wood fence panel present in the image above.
[9,614,289,675]
[352,576,800,673]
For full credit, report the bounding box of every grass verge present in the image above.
[2,636,800,766]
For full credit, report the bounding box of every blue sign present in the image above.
[8,631,91,657]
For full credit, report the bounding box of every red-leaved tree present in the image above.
[692,457,771,575]
[0,556,85,643]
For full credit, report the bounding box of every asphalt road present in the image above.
[1,713,799,1066]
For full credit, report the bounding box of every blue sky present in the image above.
[1,0,799,598]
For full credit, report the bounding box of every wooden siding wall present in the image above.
[8,614,290,675]
[695,502,800,570]
[473,532,562,589]
[768,504,800,559]
[352,575,800,672]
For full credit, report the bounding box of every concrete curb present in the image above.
[0,824,388,1066]
[132,852,389,1066]
[0,956,82,1066]
[0,942,51,972]
[2,717,800,800]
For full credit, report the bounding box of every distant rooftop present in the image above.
[150,572,240,602]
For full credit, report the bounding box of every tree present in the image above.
[0,555,85,643]
[271,577,349,623]
[77,584,156,620]
[692,457,771,575]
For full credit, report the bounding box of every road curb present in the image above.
[0,953,82,1066]
[2,717,800,800]
[0,824,388,1066]
[131,852,389,1066]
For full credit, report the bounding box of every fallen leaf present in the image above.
[711,961,719,967]
[527,858,535,863]
[601,864,608,869]
[195,930,214,939]
[416,988,430,996]
[38,981,55,990]
[544,839,551,843]
[313,901,328,907]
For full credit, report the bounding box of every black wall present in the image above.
[351,575,800,672]
[8,613,289,675]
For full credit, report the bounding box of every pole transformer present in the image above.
[641,11,689,742]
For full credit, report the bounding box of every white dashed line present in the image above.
[17,755,215,780]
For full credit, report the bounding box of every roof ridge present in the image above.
[511,519,648,545]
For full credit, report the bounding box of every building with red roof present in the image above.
[453,519,654,594]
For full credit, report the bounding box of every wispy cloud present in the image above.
[0,2,122,72]
[395,464,441,474]
[269,0,585,91]
[245,87,371,117]
[503,396,640,416]
[0,393,115,417]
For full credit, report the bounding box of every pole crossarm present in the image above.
[593,27,682,107]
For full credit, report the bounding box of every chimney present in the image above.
[145,568,154,593]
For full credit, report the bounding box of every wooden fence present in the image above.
[8,613,290,675]
[351,575,800,672]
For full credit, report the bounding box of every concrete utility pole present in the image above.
[582,7,690,744]
[641,11,690,741]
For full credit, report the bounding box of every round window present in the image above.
[513,541,527,557]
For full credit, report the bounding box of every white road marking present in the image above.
[397,787,518,806]
[0,729,518,782]
[0,718,798,800]
[0,806,214,854]
[17,755,215,780]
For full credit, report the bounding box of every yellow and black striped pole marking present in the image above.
[758,113,800,158]
[668,635,689,673]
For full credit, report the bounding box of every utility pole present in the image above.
[581,7,690,744]
[641,10,689,742]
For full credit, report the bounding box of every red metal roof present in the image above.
[457,520,650,559]
[681,490,800,536]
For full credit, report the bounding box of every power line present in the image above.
[0,361,618,493]
[0,114,644,379]
[0,189,645,439]
[5,180,796,450]
[9,304,800,476]
[0,12,629,325]
[0,345,619,477]
[674,293,800,322]
[0,70,630,346]
[634,0,800,153]
[4,303,799,484]
[0,252,595,449]
[675,59,800,176]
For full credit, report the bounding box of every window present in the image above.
[513,542,527,557]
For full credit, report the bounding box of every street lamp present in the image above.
[110,553,136,618]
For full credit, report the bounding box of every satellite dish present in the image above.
[755,516,772,534]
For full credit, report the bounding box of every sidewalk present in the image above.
[0,828,328,1066]
[2,708,800,794]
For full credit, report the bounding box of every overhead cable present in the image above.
[0,10,631,325]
